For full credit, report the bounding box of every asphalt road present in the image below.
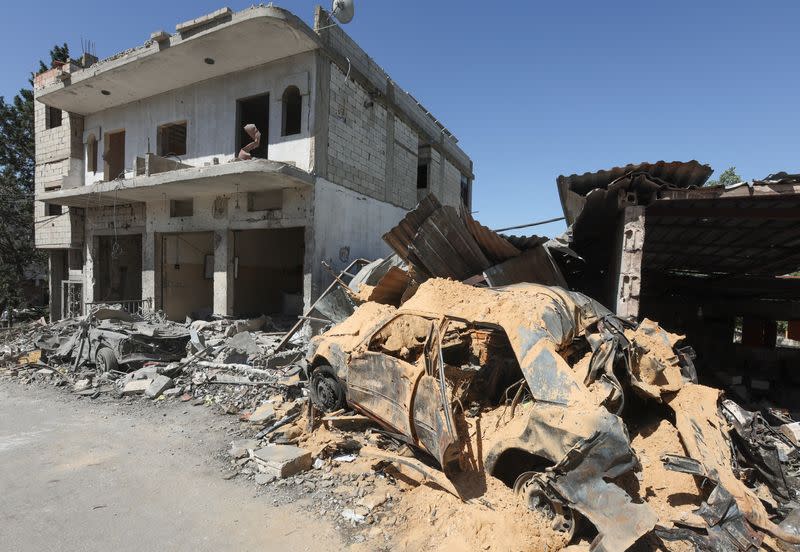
[0,382,342,552]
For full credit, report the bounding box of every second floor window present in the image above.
[45,106,62,129]
[281,86,302,136]
[158,122,187,157]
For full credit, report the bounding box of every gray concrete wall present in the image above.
[82,52,317,186]
[309,177,407,298]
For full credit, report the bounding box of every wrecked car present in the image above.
[307,278,800,551]
[35,308,190,371]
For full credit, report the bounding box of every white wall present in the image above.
[83,52,317,185]
[310,177,408,295]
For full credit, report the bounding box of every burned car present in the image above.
[307,278,800,551]
[35,308,190,371]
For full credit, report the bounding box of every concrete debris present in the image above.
[252,445,312,478]
[248,403,276,423]
[121,379,151,396]
[341,508,367,524]
[229,439,260,459]
[306,277,800,551]
[4,193,800,552]
[144,375,173,399]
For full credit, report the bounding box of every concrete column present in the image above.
[48,250,65,322]
[613,206,645,319]
[142,231,156,309]
[213,230,234,316]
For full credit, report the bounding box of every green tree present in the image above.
[705,166,743,187]
[0,43,69,309]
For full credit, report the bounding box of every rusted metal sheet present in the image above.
[384,194,563,285]
[382,194,441,275]
[366,266,412,306]
[410,206,490,280]
[483,246,568,288]
[460,207,521,263]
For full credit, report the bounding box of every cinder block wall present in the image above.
[33,66,85,249]
[316,5,472,211]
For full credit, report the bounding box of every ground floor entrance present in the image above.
[232,227,304,318]
[160,232,214,321]
[94,235,142,304]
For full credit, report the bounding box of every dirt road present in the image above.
[0,382,343,552]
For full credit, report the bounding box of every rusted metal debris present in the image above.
[305,277,800,551]
[381,193,567,289]
[34,307,189,371]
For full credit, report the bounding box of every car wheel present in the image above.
[95,347,119,373]
[310,365,345,412]
[514,471,577,540]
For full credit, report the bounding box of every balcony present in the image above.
[36,159,314,207]
[35,6,321,115]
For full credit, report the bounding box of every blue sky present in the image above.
[3,1,798,236]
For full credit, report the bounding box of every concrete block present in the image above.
[132,365,160,380]
[248,403,276,424]
[780,422,800,446]
[253,445,312,478]
[121,379,151,396]
[145,375,174,399]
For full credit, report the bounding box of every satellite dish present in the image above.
[331,0,355,24]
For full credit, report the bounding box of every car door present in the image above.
[347,313,461,469]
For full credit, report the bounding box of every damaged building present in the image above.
[555,164,800,409]
[33,5,473,322]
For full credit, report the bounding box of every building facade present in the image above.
[34,6,473,321]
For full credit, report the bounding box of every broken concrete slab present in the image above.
[73,378,91,392]
[145,375,173,399]
[780,422,800,446]
[162,387,183,398]
[252,445,311,478]
[229,439,260,459]
[121,379,151,396]
[132,365,160,380]
[248,403,276,424]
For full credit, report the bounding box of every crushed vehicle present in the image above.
[307,277,800,551]
[35,308,190,372]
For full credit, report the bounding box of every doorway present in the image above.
[161,232,214,321]
[236,94,269,159]
[233,227,304,317]
[95,234,142,303]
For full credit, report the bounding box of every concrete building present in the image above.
[33,6,473,321]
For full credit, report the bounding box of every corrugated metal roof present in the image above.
[644,194,800,277]
[558,160,713,197]
[461,208,521,263]
[383,194,564,285]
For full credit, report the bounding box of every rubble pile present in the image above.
[3,195,800,551]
